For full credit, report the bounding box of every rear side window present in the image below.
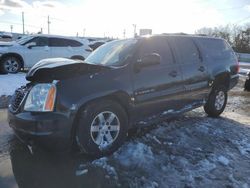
[138,37,174,65]
[64,39,83,47]
[49,38,65,47]
[196,38,233,59]
[49,38,83,47]
[172,37,200,64]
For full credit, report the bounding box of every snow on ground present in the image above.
[0,73,27,96]
[239,62,250,69]
[85,109,250,187]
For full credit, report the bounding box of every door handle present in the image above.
[169,71,177,77]
[198,66,205,72]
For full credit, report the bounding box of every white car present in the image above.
[0,34,92,73]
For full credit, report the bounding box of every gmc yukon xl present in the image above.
[8,35,239,156]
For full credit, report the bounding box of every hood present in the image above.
[0,41,15,47]
[26,58,110,82]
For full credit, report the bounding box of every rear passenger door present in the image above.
[168,37,210,101]
[132,37,185,117]
[49,38,73,58]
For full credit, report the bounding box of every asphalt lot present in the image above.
[0,78,250,188]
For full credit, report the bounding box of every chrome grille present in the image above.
[10,86,28,112]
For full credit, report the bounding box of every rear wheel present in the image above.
[204,85,228,117]
[1,56,21,73]
[75,100,128,156]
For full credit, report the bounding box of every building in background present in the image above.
[139,29,152,36]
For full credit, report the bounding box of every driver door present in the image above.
[24,37,51,68]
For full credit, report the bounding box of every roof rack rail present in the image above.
[161,32,189,35]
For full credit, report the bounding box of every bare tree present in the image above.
[195,23,250,53]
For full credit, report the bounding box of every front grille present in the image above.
[10,86,29,112]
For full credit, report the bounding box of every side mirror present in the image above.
[137,53,161,68]
[26,42,36,49]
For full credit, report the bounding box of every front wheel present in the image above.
[75,100,128,156]
[204,85,228,117]
[1,56,21,74]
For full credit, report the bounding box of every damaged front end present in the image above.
[8,58,110,151]
[26,58,110,82]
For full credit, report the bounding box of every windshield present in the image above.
[85,39,137,67]
[16,36,34,45]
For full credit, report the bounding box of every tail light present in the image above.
[236,60,240,73]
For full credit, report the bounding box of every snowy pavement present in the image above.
[0,78,250,188]
[0,73,27,96]
[239,62,250,69]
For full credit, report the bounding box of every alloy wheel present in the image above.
[90,111,120,148]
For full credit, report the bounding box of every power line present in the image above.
[0,20,41,29]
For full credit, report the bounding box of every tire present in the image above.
[204,85,228,117]
[244,78,250,91]
[1,56,21,74]
[75,100,128,156]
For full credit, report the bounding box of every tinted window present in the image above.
[138,37,174,65]
[49,38,82,47]
[65,39,83,47]
[173,37,200,64]
[49,38,66,47]
[29,37,48,46]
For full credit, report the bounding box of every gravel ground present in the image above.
[0,78,249,188]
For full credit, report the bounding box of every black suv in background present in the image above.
[8,35,239,156]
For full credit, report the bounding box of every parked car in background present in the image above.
[8,35,239,156]
[244,72,250,91]
[0,34,92,73]
[0,32,13,42]
[89,41,105,50]
[86,37,113,51]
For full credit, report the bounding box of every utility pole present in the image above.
[47,15,50,34]
[83,28,86,37]
[10,25,13,33]
[22,12,25,34]
[132,24,137,38]
[123,29,126,39]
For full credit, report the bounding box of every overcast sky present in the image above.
[0,0,250,38]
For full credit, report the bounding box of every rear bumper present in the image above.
[8,111,73,151]
[229,74,239,90]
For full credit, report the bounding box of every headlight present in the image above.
[24,83,56,112]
